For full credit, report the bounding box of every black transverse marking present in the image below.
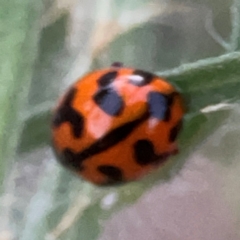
[133,139,170,165]
[59,112,149,170]
[97,165,123,183]
[52,88,84,138]
[98,71,118,87]
[93,88,124,116]
[129,69,155,86]
[169,120,183,142]
[147,92,176,121]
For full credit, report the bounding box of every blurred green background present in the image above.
[1,0,240,239]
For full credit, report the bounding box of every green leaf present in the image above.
[230,0,240,50]
[161,52,240,112]
[19,107,52,153]
[27,14,69,107]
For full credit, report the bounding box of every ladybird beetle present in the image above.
[51,63,185,186]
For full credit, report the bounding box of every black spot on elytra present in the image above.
[58,112,149,171]
[98,71,118,87]
[111,62,123,68]
[52,88,84,138]
[134,139,158,165]
[133,139,170,165]
[147,92,176,121]
[129,69,155,86]
[61,148,85,171]
[169,120,183,142]
[97,165,123,183]
[93,88,124,116]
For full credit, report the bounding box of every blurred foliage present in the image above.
[0,0,43,192]
[1,0,240,239]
